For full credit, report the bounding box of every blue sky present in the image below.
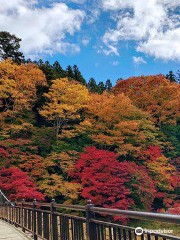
[1,0,180,85]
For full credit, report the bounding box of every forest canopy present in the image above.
[0,32,180,218]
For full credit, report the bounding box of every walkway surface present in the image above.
[0,220,29,240]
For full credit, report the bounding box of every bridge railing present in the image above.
[0,190,13,205]
[0,199,180,240]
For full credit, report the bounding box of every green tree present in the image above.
[105,79,113,91]
[66,65,75,80]
[37,60,67,83]
[53,61,66,79]
[73,65,86,85]
[0,31,24,64]
[37,60,55,84]
[97,81,105,94]
[161,124,180,159]
[88,78,98,93]
[166,71,176,83]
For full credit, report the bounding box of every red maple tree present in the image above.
[72,147,156,214]
[0,167,44,201]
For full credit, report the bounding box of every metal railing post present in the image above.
[0,191,2,205]
[8,201,11,224]
[0,201,1,219]
[12,203,15,224]
[33,199,37,240]
[50,199,58,240]
[21,199,25,232]
[5,201,8,221]
[14,201,17,227]
[2,202,4,221]
[85,200,97,240]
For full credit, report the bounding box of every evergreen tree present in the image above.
[105,79,113,91]
[161,124,180,159]
[38,59,44,66]
[97,81,105,94]
[73,65,86,85]
[166,71,176,82]
[0,31,25,64]
[88,78,98,93]
[66,65,75,80]
[38,60,55,83]
[53,61,66,78]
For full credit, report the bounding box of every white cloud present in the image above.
[66,0,86,3]
[0,0,85,58]
[103,45,119,56]
[82,37,91,46]
[137,28,180,60]
[102,0,180,60]
[97,44,119,56]
[87,9,101,24]
[112,61,119,66]
[133,56,147,64]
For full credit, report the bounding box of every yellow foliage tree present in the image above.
[38,174,81,199]
[146,156,176,191]
[45,150,78,173]
[0,59,47,123]
[39,78,89,140]
[141,146,177,192]
[38,150,81,199]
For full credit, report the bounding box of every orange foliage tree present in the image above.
[0,138,49,180]
[0,138,81,200]
[83,92,159,157]
[0,59,47,124]
[113,75,180,126]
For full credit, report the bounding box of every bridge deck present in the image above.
[0,220,29,240]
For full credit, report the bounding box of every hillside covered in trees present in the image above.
[0,32,180,219]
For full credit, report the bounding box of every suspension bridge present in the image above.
[0,190,180,240]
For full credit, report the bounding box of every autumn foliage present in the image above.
[85,92,158,157]
[0,167,44,201]
[0,139,48,180]
[39,78,89,140]
[0,59,179,215]
[72,147,156,211]
[140,146,180,209]
[113,75,180,126]
[0,59,47,123]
